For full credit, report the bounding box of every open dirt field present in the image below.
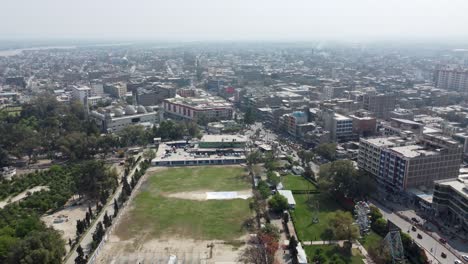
[42,196,96,252]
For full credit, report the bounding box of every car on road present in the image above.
[411,226,417,231]
[411,217,420,223]
[454,259,462,264]
[417,233,422,239]
[439,238,447,244]
[462,255,468,262]
[441,253,447,259]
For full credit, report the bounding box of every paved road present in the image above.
[65,155,142,264]
[371,201,460,264]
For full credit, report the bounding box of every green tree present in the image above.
[318,160,358,197]
[257,180,271,199]
[315,143,337,161]
[266,171,280,186]
[143,149,156,161]
[372,218,388,237]
[74,245,86,264]
[8,229,65,264]
[118,125,150,146]
[289,236,299,264]
[268,193,289,213]
[328,210,360,241]
[244,108,256,125]
[73,160,118,201]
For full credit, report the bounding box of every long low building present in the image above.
[152,143,246,166]
[90,105,158,133]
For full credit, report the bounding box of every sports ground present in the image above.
[97,166,253,263]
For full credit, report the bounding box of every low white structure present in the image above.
[90,105,158,133]
[296,243,308,264]
[1,167,16,180]
[278,190,296,208]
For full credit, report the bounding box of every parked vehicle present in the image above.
[411,217,420,223]
[411,226,417,231]
[462,255,468,262]
[417,233,422,239]
[439,238,447,244]
[441,253,447,258]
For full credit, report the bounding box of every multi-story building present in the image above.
[358,135,462,192]
[163,96,233,122]
[434,66,468,92]
[71,86,91,104]
[382,118,424,138]
[104,82,127,98]
[280,111,308,137]
[323,109,354,142]
[349,111,377,137]
[433,176,468,233]
[321,86,348,100]
[362,93,396,119]
[136,85,176,106]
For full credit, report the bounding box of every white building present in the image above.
[323,109,354,142]
[278,190,296,209]
[71,86,91,104]
[90,105,158,133]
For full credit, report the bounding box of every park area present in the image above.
[282,175,317,191]
[304,245,364,264]
[290,193,343,241]
[97,165,253,263]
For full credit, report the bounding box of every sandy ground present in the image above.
[97,237,246,264]
[166,190,253,201]
[41,196,95,252]
[0,185,49,208]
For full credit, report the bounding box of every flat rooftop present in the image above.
[200,134,247,143]
[165,96,232,109]
[390,145,438,158]
[153,143,245,163]
[435,177,468,198]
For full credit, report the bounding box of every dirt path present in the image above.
[0,185,49,208]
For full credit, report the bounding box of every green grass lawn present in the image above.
[282,175,317,191]
[117,166,252,241]
[148,166,250,193]
[304,245,364,264]
[290,194,342,241]
[358,231,383,251]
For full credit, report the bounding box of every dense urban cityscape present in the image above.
[0,40,467,264]
[1,1,468,264]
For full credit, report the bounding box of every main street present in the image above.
[371,200,460,264]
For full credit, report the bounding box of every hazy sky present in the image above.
[1,0,467,41]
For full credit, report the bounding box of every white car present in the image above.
[462,255,468,262]
[454,260,461,264]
